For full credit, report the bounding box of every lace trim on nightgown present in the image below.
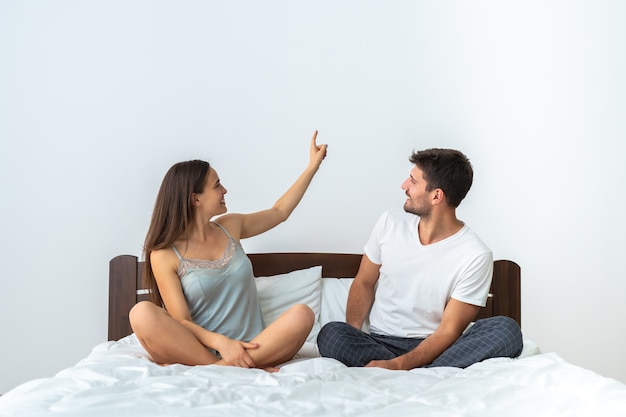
[176,238,236,278]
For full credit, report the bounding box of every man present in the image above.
[317,148,523,369]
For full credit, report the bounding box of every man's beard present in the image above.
[403,199,431,218]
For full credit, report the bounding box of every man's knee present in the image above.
[318,321,345,338]
[488,316,524,357]
[317,321,349,354]
[491,315,522,334]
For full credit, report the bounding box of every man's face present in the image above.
[401,166,432,217]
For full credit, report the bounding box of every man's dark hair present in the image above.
[409,148,473,208]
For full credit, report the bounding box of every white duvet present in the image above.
[1,335,625,417]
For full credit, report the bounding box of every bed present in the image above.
[1,253,625,417]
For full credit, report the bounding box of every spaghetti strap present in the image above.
[213,221,234,241]
[171,222,234,263]
[171,245,183,260]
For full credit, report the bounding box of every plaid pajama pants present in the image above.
[317,316,523,368]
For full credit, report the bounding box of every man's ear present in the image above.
[431,188,445,206]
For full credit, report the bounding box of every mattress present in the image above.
[1,335,625,417]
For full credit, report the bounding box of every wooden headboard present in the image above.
[108,253,521,341]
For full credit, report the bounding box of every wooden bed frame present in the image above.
[108,253,521,341]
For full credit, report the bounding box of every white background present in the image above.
[1,1,625,394]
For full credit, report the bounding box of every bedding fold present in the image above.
[1,336,625,416]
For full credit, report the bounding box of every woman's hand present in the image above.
[308,130,328,170]
[218,130,329,240]
[215,336,259,368]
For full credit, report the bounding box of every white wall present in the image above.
[1,1,625,394]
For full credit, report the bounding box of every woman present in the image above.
[129,131,327,370]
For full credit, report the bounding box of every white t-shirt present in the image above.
[364,208,493,338]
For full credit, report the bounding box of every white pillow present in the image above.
[320,278,369,332]
[255,266,322,343]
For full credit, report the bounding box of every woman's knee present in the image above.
[292,304,315,325]
[129,301,163,333]
[287,303,315,327]
[271,304,315,339]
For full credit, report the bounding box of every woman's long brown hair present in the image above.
[142,160,210,306]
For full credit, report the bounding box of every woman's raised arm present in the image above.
[220,130,327,239]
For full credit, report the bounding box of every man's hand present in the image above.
[364,358,403,370]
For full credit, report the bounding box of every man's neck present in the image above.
[417,214,464,245]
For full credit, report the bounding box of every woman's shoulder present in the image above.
[149,247,182,284]
[150,246,180,268]
[212,215,242,240]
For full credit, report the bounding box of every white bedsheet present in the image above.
[1,335,625,417]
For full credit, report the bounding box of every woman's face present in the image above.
[195,167,228,216]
